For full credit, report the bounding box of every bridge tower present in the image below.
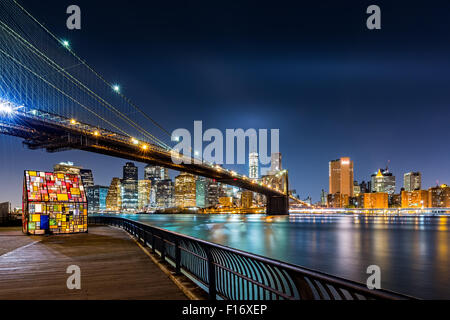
[266,171,289,215]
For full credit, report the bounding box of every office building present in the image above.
[86,185,108,213]
[428,184,450,208]
[270,152,282,173]
[53,161,81,175]
[155,179,175,209]
[206,178,219,208]
[138,180,152,211]
[371,168,396,195]
[196,177,207,208]
[122,162,138,212]
[80,169,94,188]
[175,172,196,208]
[106,177,122,212]
[329,157,354,197]
[320,189,328,206]
[353,181,361,196]
[364,192,388,209]
[241,191,253,208]
[404,172,421,191]
[249,152,259,179]
[327,193,349,208]
[402,190,429,208]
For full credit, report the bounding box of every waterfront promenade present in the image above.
[0,226,190,299]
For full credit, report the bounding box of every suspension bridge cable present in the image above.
[12,0,174,141]
[0,19,172,149]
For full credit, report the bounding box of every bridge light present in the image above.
[93,130,99,136]
[131,138,139,145]
[62,40,70,48]
[0,103,13,114]
[112,84,120,93]
[70,119,76,125]
[141,144,149,151]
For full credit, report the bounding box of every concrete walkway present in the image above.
[0,226,188,299]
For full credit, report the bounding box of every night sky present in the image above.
[1,0,450,207]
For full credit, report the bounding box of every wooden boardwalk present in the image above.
[0,226,188,299]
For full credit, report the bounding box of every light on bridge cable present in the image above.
[0,103,13,114]
[61,40,70,48]
[112,85,120,93]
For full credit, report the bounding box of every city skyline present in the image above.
[1,1,450,206]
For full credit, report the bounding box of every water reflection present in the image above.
[114,213,450,299]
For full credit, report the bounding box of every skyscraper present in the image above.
[320,189,328,206]
[175,172,196,208]
[329,157,354,197]
[86,185,108,213]
[270,152,282,173]
[241,191,253,208]
[404,172,421,191]
[196,177,207,208]
[122,162,138,212]
[155,179,175,209]
[80,169,94,188]
[138,180,152,211]
[106,177,121,212]
[144,165,161,180]
[53,161,81,175]
[371,168,396,195]
[205,178,219,208]
[249,152,259,179]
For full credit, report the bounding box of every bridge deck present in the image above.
[0,226,188,299]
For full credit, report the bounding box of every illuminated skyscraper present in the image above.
[86,185,108,213]
[138,180,152,211]
[241,191,253,208]
[206,178,219,207]
[270,152,282,173]
[249,152,259,179]
[196,177,206,208]
[80,169,94,188]
[53,161,81,175]
[404,172,421,191]
[155,179,175,209]
[122,162,138,212]
[106,177,121,212]
[175,172,196,208]
[145,165,164,180]
[329,157,354,197]
[371,168,396,195]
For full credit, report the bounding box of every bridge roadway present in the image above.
[0,108,309,213]
[0,225,195,299]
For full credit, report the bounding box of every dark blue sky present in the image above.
[1,0,450,206]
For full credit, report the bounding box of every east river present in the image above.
[114,213,450,299]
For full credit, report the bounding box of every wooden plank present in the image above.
[0,226,187,300]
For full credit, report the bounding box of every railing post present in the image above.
[161,234,166,261]
[175,238,181,274]
[205,246,217,300]
[151,232,156,253]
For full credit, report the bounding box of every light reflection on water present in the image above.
[114,213,450,299]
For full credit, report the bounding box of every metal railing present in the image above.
[89,216,416,300]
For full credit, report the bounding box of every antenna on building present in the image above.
[386,160,390,172]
